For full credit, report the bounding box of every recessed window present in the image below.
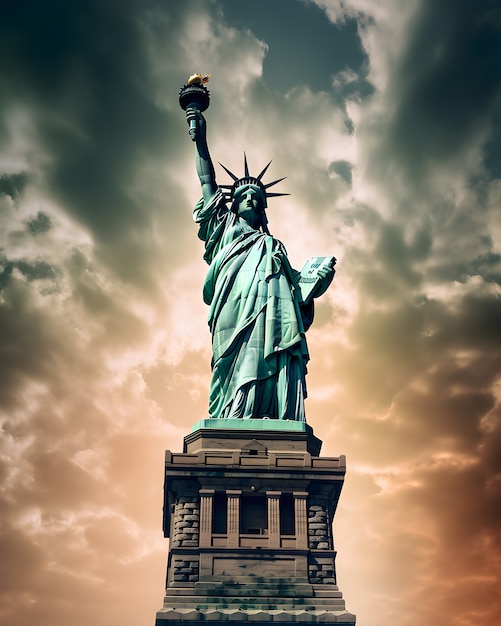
[240,495,267,534]
[280,493,295,535]
[212,492,228,534]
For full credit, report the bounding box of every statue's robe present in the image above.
[194,189,313,421]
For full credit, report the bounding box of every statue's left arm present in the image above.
[292,264,335,332]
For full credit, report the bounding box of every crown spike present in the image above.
[257,160,273,181]
[219,156,288,209]
[218,162,239,181]
[264,176,287,189]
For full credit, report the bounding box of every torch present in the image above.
[179,73,211,141]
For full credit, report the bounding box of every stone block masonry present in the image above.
[171,496,200,547]
[171,558,199,583]
[308,499,330,550]
[308,555,337,585]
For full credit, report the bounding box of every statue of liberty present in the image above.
[183,82,335,422]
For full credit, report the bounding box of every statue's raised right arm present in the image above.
[186,108,217,204]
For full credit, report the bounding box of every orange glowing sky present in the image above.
[1,1,500,625]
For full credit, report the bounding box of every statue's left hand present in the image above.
[312,265,335,299]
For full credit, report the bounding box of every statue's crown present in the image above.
[219,153,289,207]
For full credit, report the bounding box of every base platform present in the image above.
[155,424,355,625]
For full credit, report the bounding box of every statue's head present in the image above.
[220,154,288,233]
[232,184,267,230]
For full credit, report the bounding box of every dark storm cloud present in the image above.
[381,0,501,179]
[0,252,149,419]
[329,160,353,184]
[26,211,52,235]
[0,173,30,199]
[0,0,193,285]
[218,0,370,99]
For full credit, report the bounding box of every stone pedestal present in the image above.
[155,419,356,625]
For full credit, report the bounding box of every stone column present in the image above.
[267,491,281,549]
[226,490,241,548]
[199,489,214,547]
[294,492,309,549]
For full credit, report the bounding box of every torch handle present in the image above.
[188,105,199,141]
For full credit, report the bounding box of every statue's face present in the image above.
[233,185,266,229]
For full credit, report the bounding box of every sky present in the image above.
[1,0,500,624]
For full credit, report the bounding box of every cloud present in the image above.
[1,1,501,626]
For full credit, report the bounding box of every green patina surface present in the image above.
[191,418,310,433]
